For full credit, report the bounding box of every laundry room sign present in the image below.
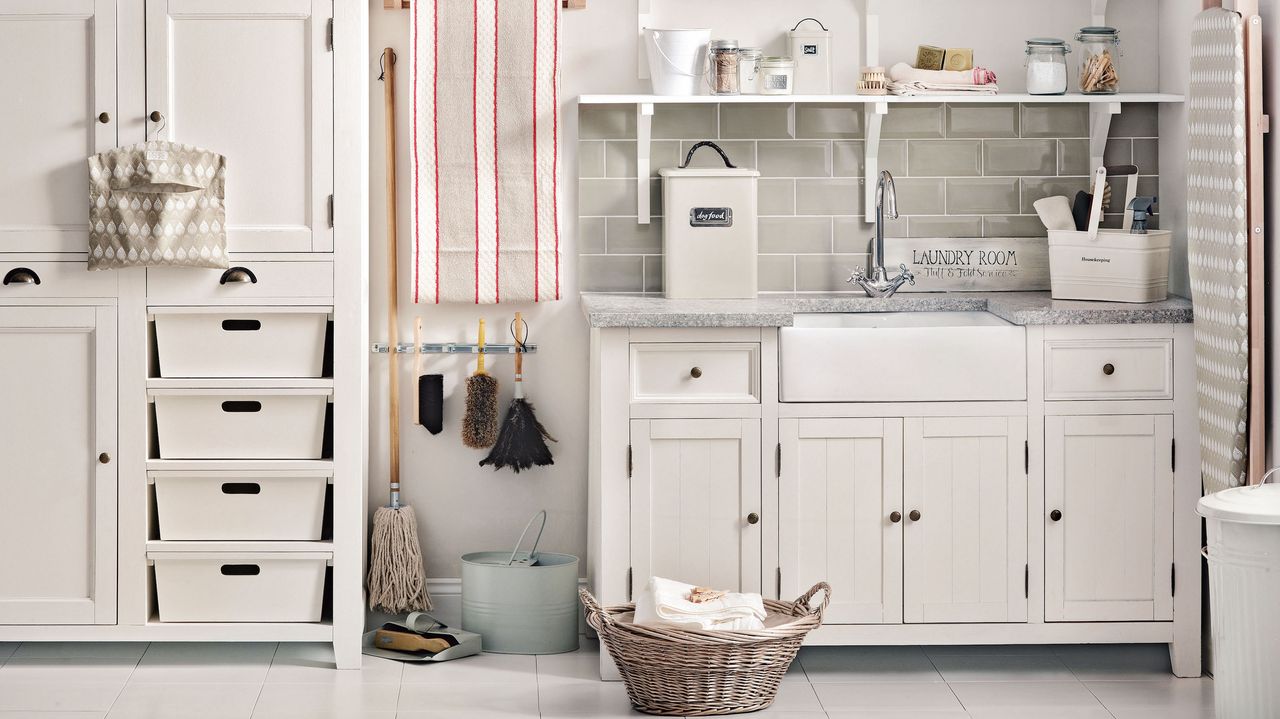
[883,237,1050,292]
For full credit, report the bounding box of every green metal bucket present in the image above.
[461,511,580,655]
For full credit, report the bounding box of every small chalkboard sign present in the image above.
[883,237,1050,292]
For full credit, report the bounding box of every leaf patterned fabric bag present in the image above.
[87,141,229,270]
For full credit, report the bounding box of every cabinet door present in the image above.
[780,418,903,624]
[146,0,333,252]
[0,0,116,252]
[1045,415,1173,622]
[904,417,1028,624]
[630,419,762,594]
[0,306,117,624]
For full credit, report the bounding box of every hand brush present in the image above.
[461,319,499,449]
[481,313,556,472]
[413,318,444,435]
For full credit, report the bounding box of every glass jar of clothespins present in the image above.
[1075,26,1121,94]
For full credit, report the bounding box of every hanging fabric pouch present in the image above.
[87,141,229,270]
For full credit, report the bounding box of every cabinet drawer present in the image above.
[630,343,760,404]
[150,552,328,623]
[152,308,330,378]
[1044,338,1173,400]
[147,260,333,304]
[152,389,331,460]
[0,262,118,298]
[151,471,328,541]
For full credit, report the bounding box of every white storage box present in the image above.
[1047,228,1171,303]
[150,552,328,622]
[152,389,330,459]
[153,308,329,378]
[661,142,760,299]
[152,471,329,541]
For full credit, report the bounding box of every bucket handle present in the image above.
[645,29,710,78]
[794,582,832,619]
[1249,467,1280,489]
[506,510,548,566]
[791,17,829,32]
[680,141,737,169]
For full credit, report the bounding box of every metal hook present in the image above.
[377,49,398,81]
[148,110,166,141]
[509,316,531,352]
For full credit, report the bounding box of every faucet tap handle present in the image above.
[846,267,866,285]
[899,264,916,286]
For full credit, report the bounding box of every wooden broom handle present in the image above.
[514,312,524,380]
[384,47,401,489]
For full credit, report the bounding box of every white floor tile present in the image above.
[536,678,636,716]
[1055,644,1173,681]
[536,646,604,683]
[949,681,1107,712]
[924,644,1058,656]
[968,709,1111,719]
[813,681,965,711]
[400,651,537,685]
[397,681,539,715]
[762,682,825,713]
[0,713,107,719]
[251,681,400,717]
[1085,678,1214,719]
[266,643,403,684]
[11,642,147,661]
[0,657,138,684]
[0,680,124,713]
[930,654,1077,683]
[131,643,277,684]
[106,682,261,719]
[826,712,971,719]
[799,646,944,683]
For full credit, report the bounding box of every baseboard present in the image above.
[366,578,590,633]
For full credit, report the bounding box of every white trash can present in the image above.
[1198,476,1280,719]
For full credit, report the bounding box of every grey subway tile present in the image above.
[883,103,945,139]
[835,217,904,253]
[1020,177,1091,214]
[606,217,662,254]
[758,141,831,177]
[758,255,796,292]
[984,215,1051,237]
[890,178,946,215]
[795,103,864,139]
[1021,103,1088,138]
[606,140,680,178]
[795,179,862,216]
[579,141,605,178]
[796,253,869,291]
[946,178,1021,214]
[579,254,644,292]
[1056,139,1131,176]
[652,104,719,139]
[1109,104,1159,137]
[759,217,832,253]
[833,140,907,177]
[908,216,983,238]
[579,178,636,216]
[720,104,794,139]
[909,140,982,177]
[946,103,1019,138]
[578,217,606,254]
[1133,139,1159,173]
[643,255,664,293]
[983,139,1057,176]
[758,179,796,215]
[579,105,637,139]
[680,140,757,169]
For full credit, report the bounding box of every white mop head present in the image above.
[367,505,432,613]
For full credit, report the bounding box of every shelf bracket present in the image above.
[1089,101,1122,172]
[1091,0,1108,27]
[637,102,655,225]
[637,0,653,80]
[864,101,888,223]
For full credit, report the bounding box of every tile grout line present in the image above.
[246,642,282,718]
[102,641,148,718]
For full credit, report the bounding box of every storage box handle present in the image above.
[221,319,262,332]
[221,400,263,413]
[791,17,829,32]
[221,482,262,495]
[220,564,261,576]
[680,141,737,169]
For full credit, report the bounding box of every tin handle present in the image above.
[679,141,737,169]
[791,17,829,32]
[507,510,548,566]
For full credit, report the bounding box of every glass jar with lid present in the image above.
[1025,38,1070,95]
[709,39,740,95]
[758,56,796,95]
[1075,26,1121,94]
[739,48,763,95]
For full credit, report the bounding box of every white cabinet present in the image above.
[1045,414,1174,622]
[780,418,903,624]
[630,419,762,594]
[0,306,116,624]
[146,0,334,253]
[904,417,1028,624]
[0,0,117,252]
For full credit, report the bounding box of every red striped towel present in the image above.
[411,0,562,304]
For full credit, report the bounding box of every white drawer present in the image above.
[151,471,329,541]
[152,389,331,460]
[630,343,760,404]
[1044,338,1174,401]
[150,552,328,623]
[153,308,330,378]
[147,260,333,304]
[0,262,119,298]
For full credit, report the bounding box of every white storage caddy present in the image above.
[152,471,330,541]
[788,17,832,94]
[153,307,330,378]
[661,142,760,300]
[1047,168,1170,303]
[150,552,329,622]
[151,388,331,459]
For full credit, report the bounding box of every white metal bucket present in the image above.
[644,28,710,96]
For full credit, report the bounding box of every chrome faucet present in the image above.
[848,170,915,298]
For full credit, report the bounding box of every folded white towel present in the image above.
[888,81,1001,97]
[888,62,998,86]
[633,577,766,631]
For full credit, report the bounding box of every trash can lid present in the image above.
[1198,483,1280,524]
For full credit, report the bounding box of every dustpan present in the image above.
[362,611,482,663]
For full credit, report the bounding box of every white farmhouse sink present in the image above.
[780,312,1026,402]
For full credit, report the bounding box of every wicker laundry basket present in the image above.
[579,583,830,716]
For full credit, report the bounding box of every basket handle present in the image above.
[578,587,616,625]
[794,582,832,618]
[506,510,548,566]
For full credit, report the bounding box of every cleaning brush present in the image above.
[481,313,556,472]
[462,319,499,449]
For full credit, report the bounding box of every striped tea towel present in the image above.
[411,0,562,304]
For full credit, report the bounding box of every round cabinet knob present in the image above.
[1050,509,1063,522]
[149,110,164,122]
[746,512,760,525]
[1102,363,1116,376]
[889,511,902,524]
[98,452,111,464]
[690,367,703,379]
[909,510,922,522]
[97,111,111,124]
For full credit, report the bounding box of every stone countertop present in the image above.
[580,292,1194,328]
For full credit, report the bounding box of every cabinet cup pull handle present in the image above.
[889,511,902,523]
[690,367,703,379]
[219,267,258,285]
[98,111,111,124]
[1050,509,1063,522]
[99,452,111,464]
[909,509,922,522]
[1102,363,1115,376]
[2,268,40,286]
[746,512,760,525]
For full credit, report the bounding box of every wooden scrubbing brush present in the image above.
[462,319,499,449]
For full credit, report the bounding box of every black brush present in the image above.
[481,313,556,472]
